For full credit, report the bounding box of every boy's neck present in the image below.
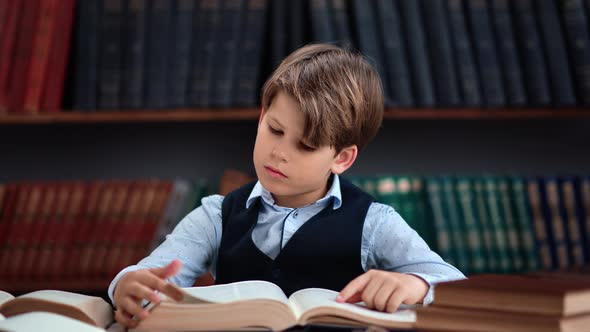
[271,176,334,208]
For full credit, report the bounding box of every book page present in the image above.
[288,288,416,327]
[0,291,15,307]
[0,312,106,332]
[179,280,289,305]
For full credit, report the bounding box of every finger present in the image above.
[115,309,139,328]
[128,282,162,304]
[386,290,406,313]
[337,273,371,303]
[149,259,182,279]
[373,282,395,312]
[361,276,384,309]
[119,296,148,320]
[142,273,184,301]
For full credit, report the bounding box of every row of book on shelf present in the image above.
[3,0,590,114]
[0,178,211,283]
[1,173,589,285]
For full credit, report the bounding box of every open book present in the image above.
[0,289,113,329]
[0,312,108,332]
[133,280,417,331]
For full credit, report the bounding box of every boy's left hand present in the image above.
[336,269,428,313]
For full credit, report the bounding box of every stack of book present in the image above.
[416,274,590,332]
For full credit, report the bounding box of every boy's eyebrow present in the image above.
[267,115,283,128]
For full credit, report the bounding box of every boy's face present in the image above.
[253,92,356,208]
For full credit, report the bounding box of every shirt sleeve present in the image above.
[107,194,224,303]
[361,202,466,304]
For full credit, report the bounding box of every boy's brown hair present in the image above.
[261,43,384,152]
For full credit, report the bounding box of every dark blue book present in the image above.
[376,0,414,106]
[351,0,392,106]
[559,0,590,106]
[211,0,245,107]
[559,177,586,268]
[288,0,307,52]
[536,0,577,106]
[271,0,288,69]
[574,176,590,264]
[121,0,147,109]
[234,0,268,106]
[539,177,571,270]
[167,0,196,108]
[511,0,552,106]
[421,0,461,107]
[188,0,206,107]
[466,0,506,107]
[489,0,528,106]
[330,0,353,48]
[447,0,482,107]
[310,0,336,43]
[73,0,101,111]
[397,0,436,107]
[98,0,124,110]
[145,0,172,109]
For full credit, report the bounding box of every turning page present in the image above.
[178,280,290,305]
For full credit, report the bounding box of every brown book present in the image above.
[133,280,417,331]
[431,274,590,316]
[416,305,590,332]
[0,289,113,329]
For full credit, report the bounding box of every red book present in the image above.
[75,181,104,280]
[23,0,58,113]
[1,183,31,280]
[0,0,22,112]
[41,0,75,112]
[38,183,70,280]
[57,181,86,280]
[30,182,58,280]
[8,0,40,113]
[16,183,44,280]
[134,181,172,265]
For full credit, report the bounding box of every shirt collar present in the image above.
[246,174,343,209]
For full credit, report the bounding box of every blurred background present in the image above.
[1,0,590,296]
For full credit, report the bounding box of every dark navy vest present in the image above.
[216,178,374,296]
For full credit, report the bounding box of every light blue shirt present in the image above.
[108,175,465,304]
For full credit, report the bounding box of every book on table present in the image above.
[0,289,113,330]
[133,280,417,331]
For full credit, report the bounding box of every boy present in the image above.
[109,44,465,328]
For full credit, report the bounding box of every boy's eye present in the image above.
[268,125,283,135]
[299,143,317,152]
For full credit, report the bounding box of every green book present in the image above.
[441,177,470,274]
[483,177,512,273]
[409,177,436,248]
[472,178,498,273]
[425,178,454,265]
[510,177,540,272]
[455,178,486,274]
[497,177,526,272]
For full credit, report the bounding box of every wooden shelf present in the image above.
[0,108,588,124]
[1,279,111,293]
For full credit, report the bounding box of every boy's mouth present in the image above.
[265,166,287,178]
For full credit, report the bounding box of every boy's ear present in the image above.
[331,145,358,175]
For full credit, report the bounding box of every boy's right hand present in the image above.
[113,259,184,328]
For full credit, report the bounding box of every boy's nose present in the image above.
[271,147,288,162]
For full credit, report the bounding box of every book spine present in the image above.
[466,0,506,107]
[9,0,40,113]
[121,0,147,109]
[45,183,71,280]
[376,0,415,107]
[489,0,528,106]
[577,176,590,264]
[12,184,42,280]
[351,0,392,106]
[288,0,306,51]
[559,0,590,105]
[484,178,513,272]
[234,0,268,106]
[398,0,436,107]
[20,183,45,279]
[32,183,57,280]
[192,0,221,107]
[0,1,22,113]
[1,184,30,280]
[270,0,287,69]
[97,182,130,279]
[426,178,455,266]
[58,182,85,279]
[510,177,540,272]
[441,177,470,274]
[447,0,482,107]
[73,0,100,111]
[40,0,75,112]
[560,177,586,267]
[535,0,577,106]
[472,179,497,272]
[330,0,353,48]
[456,178,487,274]
[511,0,552,106]
[526,178,553,270]
[77,181,105,280]
[167,0,195,108]
[211,0,245,107]
[98,0,124,110]
[23,0,58,113]
[541,178,571,270]
[422,0,461,107]
[145,0,172,109]
[497,177,525,272]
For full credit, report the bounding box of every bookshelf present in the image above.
[0,108,589,124]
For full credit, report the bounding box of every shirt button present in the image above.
[294,212,298,217]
